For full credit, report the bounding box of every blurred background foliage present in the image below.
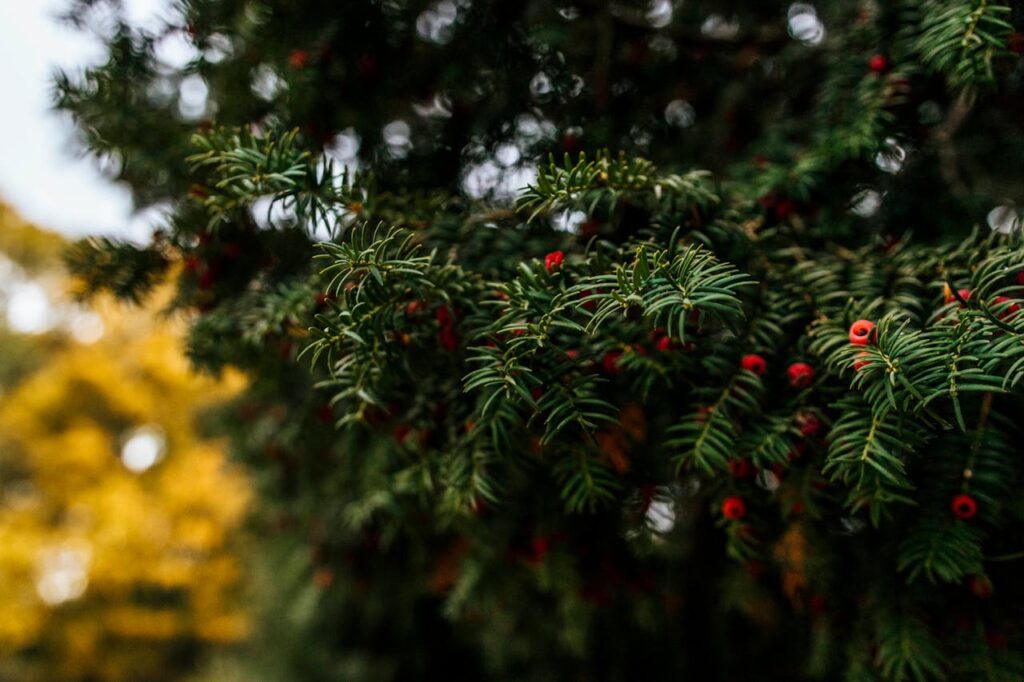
[0,202,250,681]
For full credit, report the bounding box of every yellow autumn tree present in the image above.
[0,204,250,681]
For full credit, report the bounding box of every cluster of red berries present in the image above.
[942,286,1021,321]
[848,319,876,371]
[740,353,815,388]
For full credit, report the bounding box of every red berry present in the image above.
[868,54,888,74]
[951,493,977,519]
[316,403,334,424]
[787,362,814,388]
[1008,32,1024,54]
[968,574,993,599]
[796,413,821,437]
[1017,271,1024,286]
[853,351,871,372]
[392,424,412,444]
[638,484,656,512]
[405,300,425,316]
[655,335,673,352]
[993,296,1020,320]
[728,459,753,479]
[313,568,335,589]
[438,326,459,352]
[579,219,601,238]
[722,496,746,520]
[544,250,565,272]
[526,536,550,565]
[945,287,971,305]
[436,306,454,327]
[740,353,767,376]
[578,289,597,311]
[849,319,876,345]
[774,198,795,221]
[987,632,1008,650]
[602,351,623,375]
[289,49,309,69]
[197,268,216,290]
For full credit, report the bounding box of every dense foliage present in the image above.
[57,1,1024,679]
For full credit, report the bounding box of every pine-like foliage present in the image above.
[56,1,1024,680]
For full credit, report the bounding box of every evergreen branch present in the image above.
[824,396,921,524]
[439,445,504,514]
[908,0,1015,87]
[64,237,169,303]
[517,151,717,220]
[668,368,763,473]
[875,609,948,682]
[306,223,479,422]
[517,151,655,220]
[532,374,618,445]
[736,412,803,469]
[553,450,622,513]
[898,517,985,583]
[572,244,754,340]
[187,126,368,234]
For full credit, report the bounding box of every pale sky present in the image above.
[0,0,170,240]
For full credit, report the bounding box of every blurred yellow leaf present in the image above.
[0,206,249,681]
